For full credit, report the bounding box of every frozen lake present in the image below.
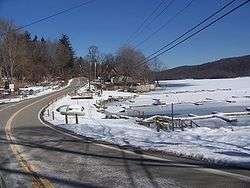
[113,77,250,118]
[122,102,249,118]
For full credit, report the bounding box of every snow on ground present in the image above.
[0,79,72,104]
[131,77,250,106]
[44,78,250,168]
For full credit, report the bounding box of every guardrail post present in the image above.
[75,114,78,124]
[156,124,160,132]
[180,120,184,131]
[65,114,68,124]
[52,111,54,120]
[171,103,174,131]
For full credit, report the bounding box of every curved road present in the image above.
[0,79,250,188]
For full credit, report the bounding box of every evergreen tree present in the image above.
[33,35,38,42]
[55,34,75,78]
[41,37,45,43]
[24,31,31,41]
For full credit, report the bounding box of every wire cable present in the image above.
[134,0,195,48]
[146,0,250,63]
[128,0,176,44]
[143,0,237,62]
[0,0,96,37]
[125,0,166,44]
[135,0,241,68]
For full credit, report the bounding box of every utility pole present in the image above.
[94,61,96,80]
[89,60,91,91]
[100,62,103,95]
[88,45,99,91]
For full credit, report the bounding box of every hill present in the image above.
[158,55,250,80]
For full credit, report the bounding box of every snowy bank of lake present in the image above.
[43,78,250,168]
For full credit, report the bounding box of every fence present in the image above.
[153,117,200,132]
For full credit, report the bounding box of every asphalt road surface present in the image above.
[0,78,250,188]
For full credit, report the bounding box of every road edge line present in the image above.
[4,90,68,188]
[38,104,250,182]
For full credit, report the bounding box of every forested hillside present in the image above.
[158,55,250,80]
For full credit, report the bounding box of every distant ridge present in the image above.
[158,55,250,80]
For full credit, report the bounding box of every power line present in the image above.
[143,0,237,62]
[125,0,166,44]
[128,0,176,44]
[17,0,96,31]
[138,0,237,65]
[1,0,96,37]
[134,0,195,49]
[147,1,249,63]
[135,0,249,68]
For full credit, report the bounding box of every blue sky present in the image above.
[0,0,250,68]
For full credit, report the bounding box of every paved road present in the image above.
[0,102,16,111]
[0,79,250,188]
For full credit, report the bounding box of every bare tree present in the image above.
[149,57,167,84]
[0,20,81,84]
[0,20,19,83]
[116,46,149,83]
[101,54,116,81]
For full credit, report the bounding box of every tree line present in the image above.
[158,55,250,80]
[0,19,159,85]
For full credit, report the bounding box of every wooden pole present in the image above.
[180,120,184,131]
[65,114,68,124]
[156,123,160,132]
[75,114,78,124]
[52,111,54,120]
[171,103,174,131]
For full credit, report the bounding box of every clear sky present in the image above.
[0,0,250,68]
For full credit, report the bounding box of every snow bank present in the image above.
[44,80,250,168]
[0,79,72,104]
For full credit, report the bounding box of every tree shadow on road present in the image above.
[0,126,249,188]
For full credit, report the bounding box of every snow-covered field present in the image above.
[44,77,250,168]
[0,79,72,104]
